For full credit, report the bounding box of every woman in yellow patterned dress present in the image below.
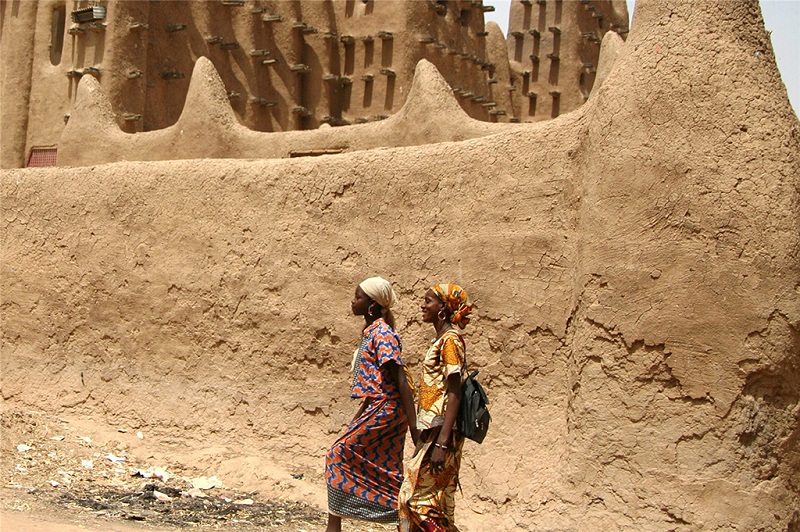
[398,283,474,532]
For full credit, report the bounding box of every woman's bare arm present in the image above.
[388,361,421,445]
[429,373,461,469]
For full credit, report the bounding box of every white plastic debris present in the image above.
[16,444,33,452]
[48,480,60,487]
[186,487,208,499]
[153,490,173,501]
[133,466,170,482]
[136,431,144,439]
[234,498,254,505]
[81,459,94,469]
[190,475,223,490]
[50,435,65,441]
[105,453,126,463]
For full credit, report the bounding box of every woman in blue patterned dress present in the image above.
[324,277,419,532]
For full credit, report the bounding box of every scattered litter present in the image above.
[136,431,144,439]
[105,453,126,463]
[81,459,94,469]
[17,444,33,452]
[16,464,28,472]
[50,435,65,441]
[118,429,128,433]
[234,498,254,505]
[191,475,223,490]
[11,502,30,512]
[133,466,170,482]
[186,487,208,498]
[79,436,93,445]
[153,490,173,501]
[48,480,60,487]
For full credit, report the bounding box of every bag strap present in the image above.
[438,329,468,382]
[440,328,467,372]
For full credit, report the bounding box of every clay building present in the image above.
[1,0,627,169]
[1,2,798,530]
[505,0,628,119]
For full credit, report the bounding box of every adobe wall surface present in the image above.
[1,0,799,530]
[55,57,515,166]
[506,0,629,120]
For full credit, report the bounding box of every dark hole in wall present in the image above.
[344,42,355,75]
[363,78,373,108]
[363,40,373,68]
[342,81,352,111]
[381,38,393,67]
[384,76,395,110]
[548,57,560,85]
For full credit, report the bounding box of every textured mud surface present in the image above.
[1,408,393,531]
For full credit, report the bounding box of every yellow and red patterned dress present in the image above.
[398,329,466,532]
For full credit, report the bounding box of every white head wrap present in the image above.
[359,276,397,309]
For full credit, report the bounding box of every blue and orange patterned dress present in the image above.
[325,318,408,523]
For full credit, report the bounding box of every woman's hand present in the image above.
[430,442,448,474]
[410,426,421,447]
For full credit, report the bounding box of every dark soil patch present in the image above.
[57,483,325,529]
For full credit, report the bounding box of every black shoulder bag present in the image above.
[455,336,491,443]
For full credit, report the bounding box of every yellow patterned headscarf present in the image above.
[431,283,474,329]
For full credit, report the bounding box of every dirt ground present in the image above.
[0,407,395,532]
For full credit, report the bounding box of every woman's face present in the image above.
[352,286,372,316]
[421,289,444,323]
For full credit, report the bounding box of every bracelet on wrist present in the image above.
[434,442,449,451]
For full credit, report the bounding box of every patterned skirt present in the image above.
[398,430,464,532]
[325,396,407,523]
